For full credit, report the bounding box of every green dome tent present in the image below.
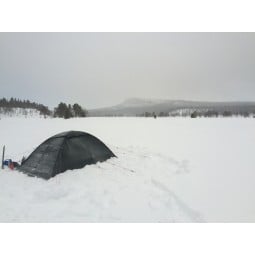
[18,131,115,179]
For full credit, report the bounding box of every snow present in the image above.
[0,107,43,118]
[0,117,255,222]
[116,98,169,108]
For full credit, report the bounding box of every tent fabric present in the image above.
[18,131,115,179]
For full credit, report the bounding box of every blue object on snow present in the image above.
[3,159,11,166]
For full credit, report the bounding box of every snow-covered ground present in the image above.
[0,117,255,222]
[0,107,43,118]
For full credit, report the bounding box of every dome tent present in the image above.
[18,131,115,179]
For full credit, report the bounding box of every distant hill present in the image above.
[88,98,255,116]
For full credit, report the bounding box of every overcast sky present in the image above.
[0,33,255,109]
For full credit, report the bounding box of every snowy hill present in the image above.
[113,98,170,108]
[89,98,255,116]
[0,107,47,118]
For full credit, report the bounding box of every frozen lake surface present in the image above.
[0,117,255,222]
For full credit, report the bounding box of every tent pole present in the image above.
[2,145,5,169]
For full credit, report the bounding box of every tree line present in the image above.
[190,110,251,118]
[53,102,87,119]
[137,110,254,118]
[0,97,51,116]
[0,98,88,119]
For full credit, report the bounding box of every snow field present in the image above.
[0,117,255,222]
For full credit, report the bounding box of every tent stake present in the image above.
[2,145,5,169]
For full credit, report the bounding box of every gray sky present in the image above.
[1,33,255,109]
